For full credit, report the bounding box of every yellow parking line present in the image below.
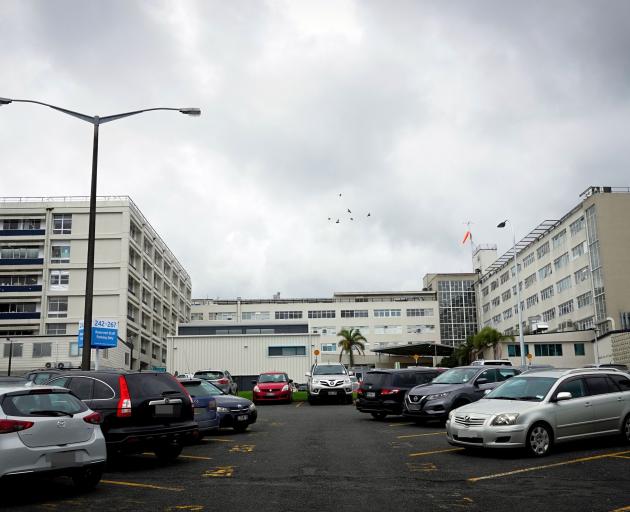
[409,448,464,457]
[398,432,446,439]
[388,422,416,427]
[201,438,234,443]
[468,450,630,483]
[611,455,630,460]
[101,480,184,492]
[612,506,630,512]
[180,454,213,460]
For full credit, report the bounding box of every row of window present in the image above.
[193,308,436,321]
[507,342,586,358]
[1,214,71,234]
[309,325,436,336]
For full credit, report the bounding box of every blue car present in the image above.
[180,379,220,436]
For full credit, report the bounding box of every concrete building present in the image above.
[477,187,630,359]
[189,291,448,369]
[0,196,191,373]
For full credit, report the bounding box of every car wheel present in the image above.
[623,414,630,443]
[72,464,104,491]
[526,423,552,457]
[371,412,387,420]
[307,394,316,405]
[233,423,249,432]
[154,443,183,463]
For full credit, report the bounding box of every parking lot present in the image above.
[2,402,630,511]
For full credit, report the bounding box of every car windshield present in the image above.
[194,371,224,380]
[485,377,558,401]
[431,368,480,384]
[259,374,287,383]
[313,365,346,376]
[182,380,223,398]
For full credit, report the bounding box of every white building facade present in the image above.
[0,196,191,373]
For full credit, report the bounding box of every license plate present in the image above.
[366,392,375,398]
[266,393,276,397]
[194,407,206,416]
[50,451,76,467]
[237,415,248,421]
[328,390,337,395]
[155,404,175,416]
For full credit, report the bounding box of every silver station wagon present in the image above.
[446,369,630,457]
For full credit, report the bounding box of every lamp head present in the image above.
[179,108,201,116]
[497,220,507,228]
[0,97,13,105]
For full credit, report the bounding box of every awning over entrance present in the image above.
[371,343,453,358]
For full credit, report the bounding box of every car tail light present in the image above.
[0,419,34,434]
[380,389,401,395]
[357,388,365,395]
[83,412,102,425]
[217,378,229,385]
[117,375,132,417]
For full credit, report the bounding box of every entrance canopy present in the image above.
[372,342,453,358]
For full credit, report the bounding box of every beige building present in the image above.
[477,187,630,353]
[0,196,191,373]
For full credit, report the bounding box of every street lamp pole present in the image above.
[6,337,13,377]
[0,97,201,371]
[498,220,526,367]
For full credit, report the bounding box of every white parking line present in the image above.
[397,432,445,439]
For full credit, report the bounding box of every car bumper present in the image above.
[356,398,403,415]
[445,419,527,448]
[0,429,107,479]
[253,392,292,402]
[218,410,258,428]
[310,387,353,397]
[402,398,450,420]
[104,421,198,450]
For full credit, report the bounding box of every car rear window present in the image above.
[182,380,222,398]
[363,373,392,388]
[194,371,224,380]
[125,373,183,398]
[1,391,87,417]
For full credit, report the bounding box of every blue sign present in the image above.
[78,320,118,349]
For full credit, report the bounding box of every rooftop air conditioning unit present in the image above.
[531,322,549,334]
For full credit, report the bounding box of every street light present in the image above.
[0,97,201,371]
[497,219,526,367]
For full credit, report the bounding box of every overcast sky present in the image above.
[2,1,629,299]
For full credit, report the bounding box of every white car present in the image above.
[0,385,107,489]
[306,363,354,404]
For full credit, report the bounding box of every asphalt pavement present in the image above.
[2,401,630,511]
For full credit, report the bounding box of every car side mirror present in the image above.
[289,379,293,383]
[475,378,489,386]
[305,372,311,377]
[555,391,572,402]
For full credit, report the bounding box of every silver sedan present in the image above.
[0,385,107,488]
[446,369,630,457]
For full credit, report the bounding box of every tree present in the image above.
[454,336,475,365]
[470,326,514,360]
[337,328,366,367]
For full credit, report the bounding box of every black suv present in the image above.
[356,367,445,420]
[46,370,197,461]
[403,366,520,423]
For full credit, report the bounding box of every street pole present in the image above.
[0,97,200,371]
[498,220,526,367]
[6,337,12,377]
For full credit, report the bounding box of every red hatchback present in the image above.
[252,372,293,404]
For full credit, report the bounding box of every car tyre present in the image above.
[72,464,104,491]
[526,422,552,457]
[371,412,387,420]
[623,414,630,443]
[154,443,183,463]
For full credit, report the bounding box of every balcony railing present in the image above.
[0,312,41,320]
[0,229,45,236]
[0,285,42,293]
[0,258,44,266]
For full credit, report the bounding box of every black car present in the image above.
[356,367,445,420]
[403,366,520,423]
[46,370,197,461]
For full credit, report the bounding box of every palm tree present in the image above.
[336,328,366,367]
[470,326,514,360]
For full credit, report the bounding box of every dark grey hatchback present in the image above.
[403,366,520,423]
[356,368,445,420]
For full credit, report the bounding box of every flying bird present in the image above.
[367,212,371,217]
[347,208,352,213]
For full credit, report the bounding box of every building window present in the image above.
[491,297,500,308]
[542,308,556,322]
[501,290,511,302]
[406,324,435,334]
[3,342,23,357]
[577,292,592,309]
[570,217,585,236]
[340,310,368,318]
[191,312,204,321]
[534,344,563,357]
[0,247,41,260]
[540,286,554,301]
[507,344,529,357]
[46,323,66,335]
[526,294,539,308]
[522,253,535,268]
[406,308,434,317]
[275,311,303,320]
[32,342,52,358]
[374,325,403,334]
[374,309,401,317]
[0,274,38,287]
[241,311,270,320]
[268,346,306,356]
[558,300,574,316]
[311,326,337,336]
[574,343,585,356]
[69,342,83,357]
[503,308,513,320]
[500,271,510,284]
[574,267,590,285]
[53,214,72,234]
[48,296,68,318]
[321,343,337,352]
[524,273,537,288]
[482,286,489,297]
[575,317,594,330]
[490,280,499,291]
[211,312,236,320]
[551,229,567,250]
[553,253,569,271]
[538,263,553,280]
[51,243,70,264]
[50,270,69,290]
[556,276,572,293]
[537,242,550,259]
[308,310,336,319]
[571,241,587,260]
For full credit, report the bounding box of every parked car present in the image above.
[252,372,293,404]
[0,376,28,387]
[583,363,629,373]
[403,366,520,423]
[24,369,68,385]
[0,384,106,489]
[182,380,256,431]
[46,370,197,461]
[193,370,238,395]
[446,368,630,457]
[306,363,354,404]
[177,379,220,437]
[356,367,446,420]
[470,359,513,366]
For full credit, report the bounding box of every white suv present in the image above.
[306,363,354,404]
